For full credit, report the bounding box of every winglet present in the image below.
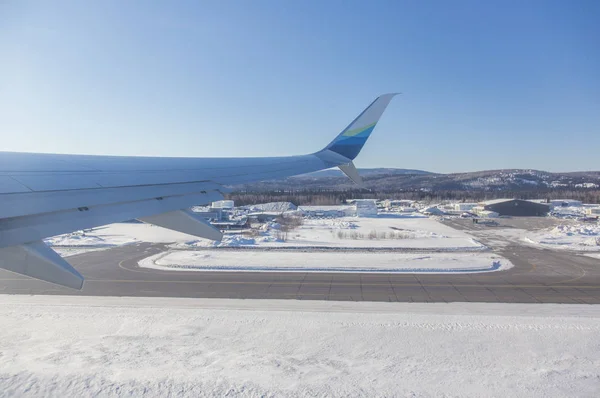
[322,93,399,160]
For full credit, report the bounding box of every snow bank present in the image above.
[1,296,599,397]
[551,224,600,237]
[51,247,106,257]
[45,232,111,247]
[139,250,512,273]
[528,223,600,251]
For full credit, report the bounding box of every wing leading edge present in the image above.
[0,93,398,288]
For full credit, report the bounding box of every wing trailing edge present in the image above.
[0,241,84,290]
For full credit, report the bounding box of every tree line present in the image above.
[228,189,600,206]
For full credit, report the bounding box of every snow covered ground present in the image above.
[1,295,599,397]
[174,215,483,250]
[551,205,589,219]
[45,216,483,255]
[469,222,600,252]
[45,222,199,247]
[525,224,600,251]
[51,247,106,257]
[139,250,511,273]
[44,223,201,256]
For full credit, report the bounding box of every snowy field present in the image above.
[1,295,599,397]
[139,250,511,273]
[174,215,483,249]
[44,223,203,256]
[44,216,484,255]
[45,222,198,247]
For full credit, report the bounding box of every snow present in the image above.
[139,250,512,273]
[519,223,600,251]
[1,295,599,397]
[44,216,481,253]
[174,216,484,250]
[51,247,106,257]
[551,205,588,218]
[576,182,599,188]
[460,221,600,252]
[527,224,600,250]
[45,223,200,247]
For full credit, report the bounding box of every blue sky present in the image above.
[1,0,599,173]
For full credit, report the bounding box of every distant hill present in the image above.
[293,168,432,178]
[230,168,600,192]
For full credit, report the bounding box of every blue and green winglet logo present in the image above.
[326,122,377,160]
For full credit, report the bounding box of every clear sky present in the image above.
[1,0,599,173]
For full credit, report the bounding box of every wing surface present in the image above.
[0,94,398,288]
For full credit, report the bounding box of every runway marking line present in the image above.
[555,262,588,285]
[78,278,600,290]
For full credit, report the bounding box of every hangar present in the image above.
[481,199,550,217]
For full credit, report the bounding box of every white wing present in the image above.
[0,94,398,288]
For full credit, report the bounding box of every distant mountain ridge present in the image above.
[232,168,600,192]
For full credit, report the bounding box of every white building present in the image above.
[454,203,478,212]
[382,199,414,209]
[299,205,354,218]
[471,206,500,217]
[212,200,235,210]
[550,199,582,208]
[585,208,600,216]
[354,199,378,217]
[477,210,499,218]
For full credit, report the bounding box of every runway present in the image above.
[1,218,599,303]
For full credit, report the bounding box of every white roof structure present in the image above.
[245,202,298,213]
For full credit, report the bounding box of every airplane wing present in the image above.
[0,93,398,289]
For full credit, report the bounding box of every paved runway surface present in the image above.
[1,218,599,303]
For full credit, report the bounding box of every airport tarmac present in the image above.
[0,217,599,303]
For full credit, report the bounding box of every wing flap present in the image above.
[0,241,84,289]
[139,209,223,241]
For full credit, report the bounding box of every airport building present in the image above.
[354,199,378,217]
[454,203,478,212]
[479,199,550,217]
[585,207,600,216]
[382,199,414,209]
